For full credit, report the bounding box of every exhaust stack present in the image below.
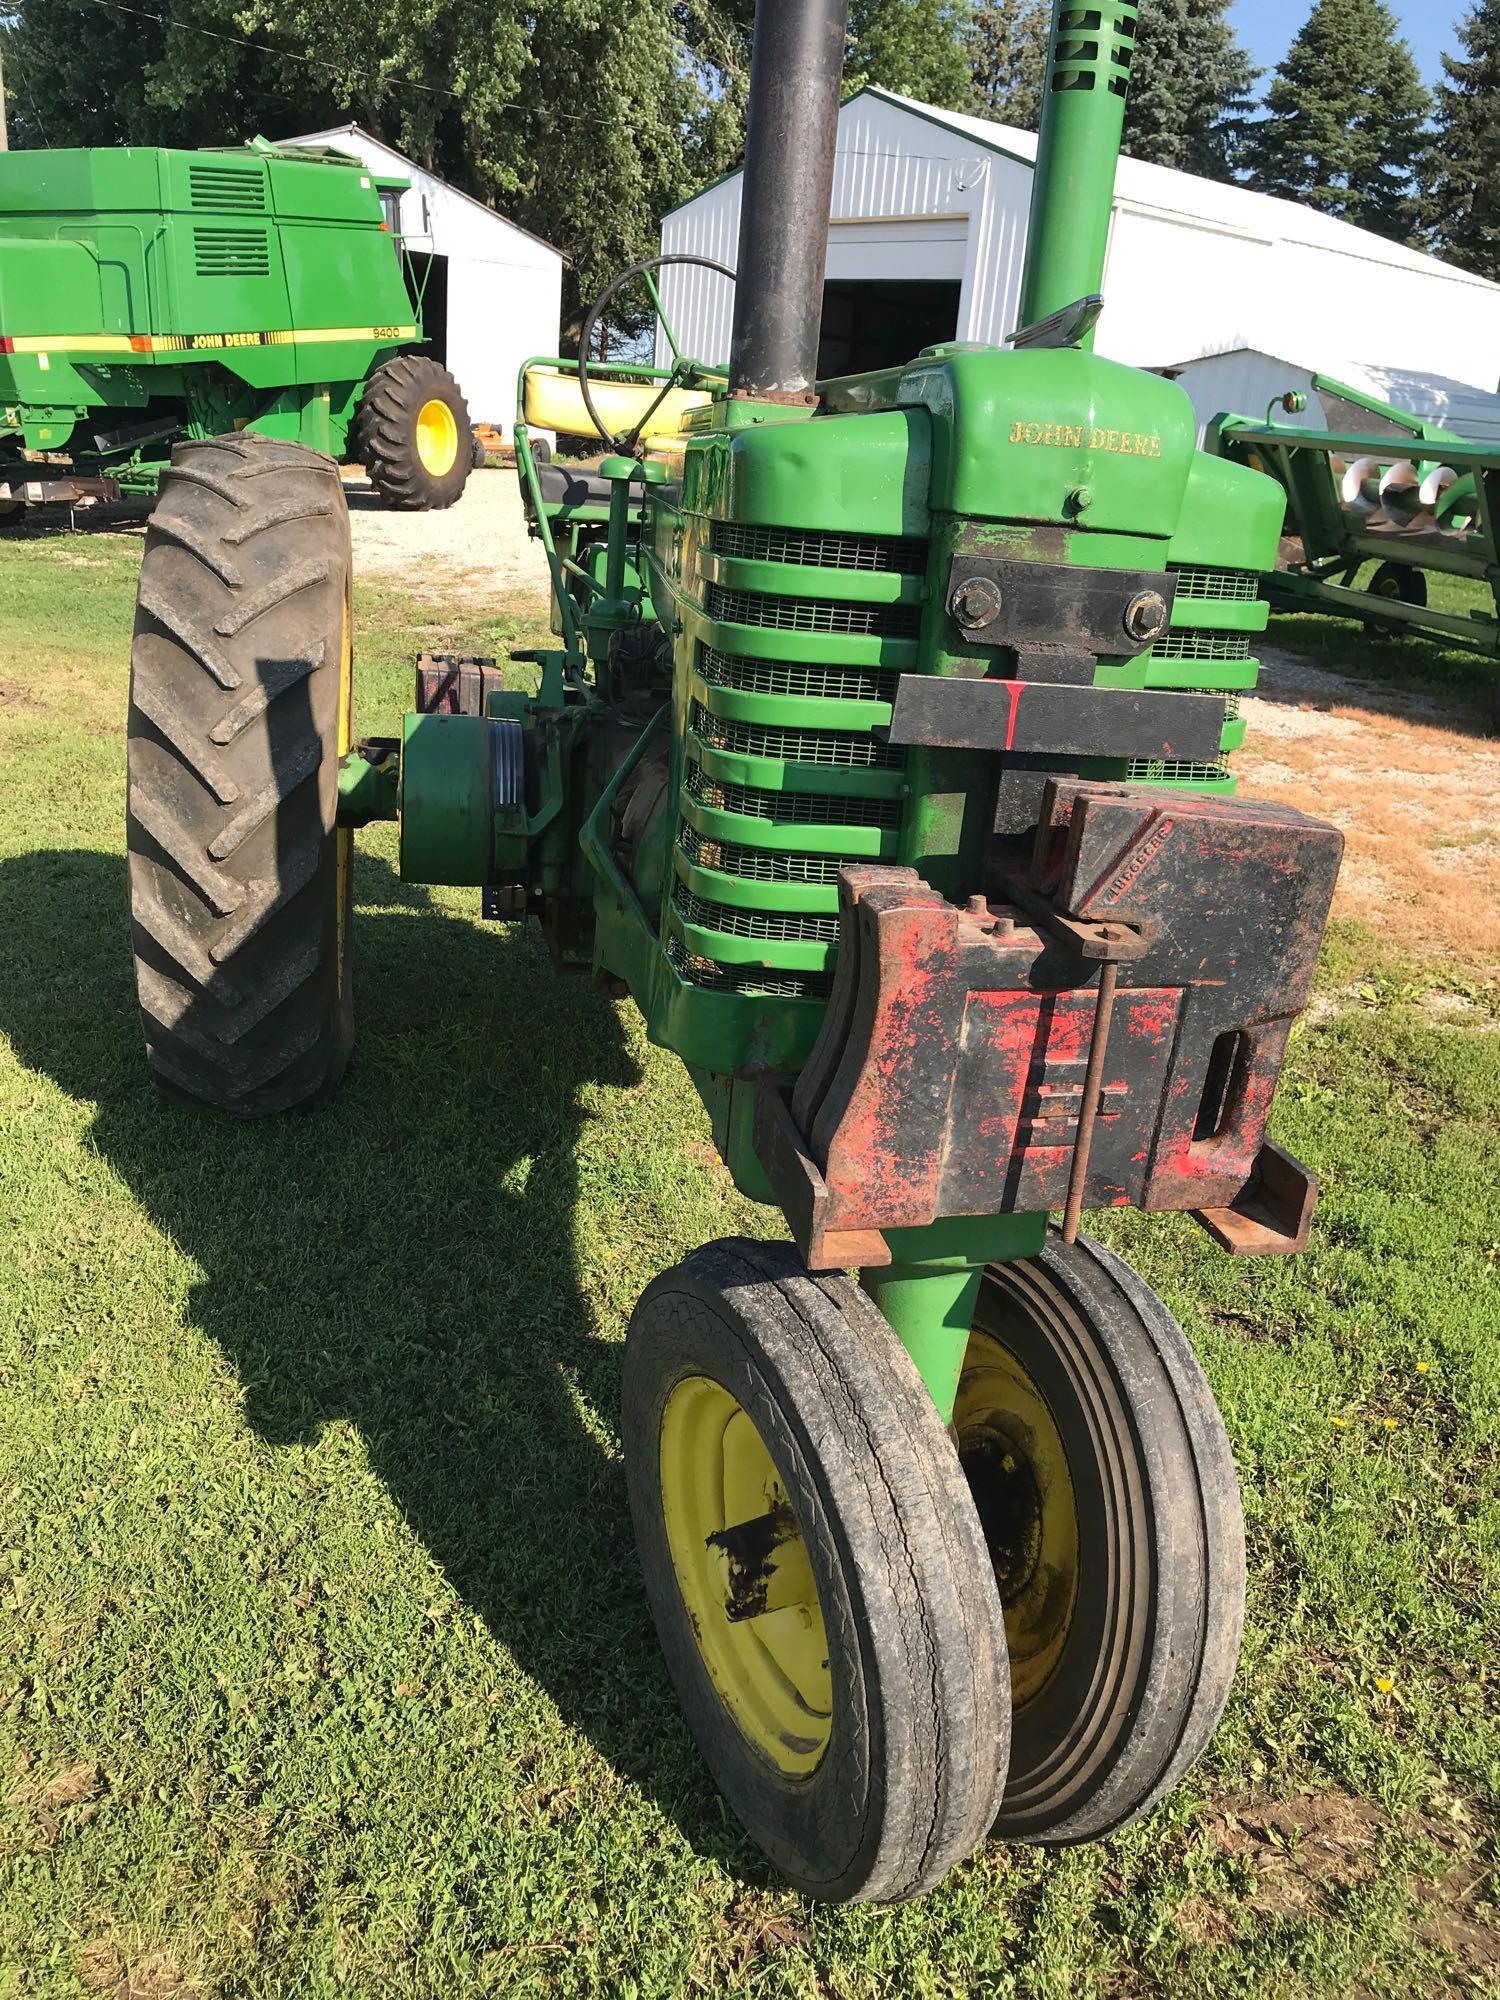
[1018,0,1142,343]
[727,0,850,401]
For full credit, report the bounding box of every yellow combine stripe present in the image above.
[4,325,417,355]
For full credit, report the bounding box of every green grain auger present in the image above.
[124,0,1345,1902]
[0,140,474,512]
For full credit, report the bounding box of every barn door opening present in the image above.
[817,279,962,378]
[405,250,450,366]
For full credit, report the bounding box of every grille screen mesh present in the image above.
[706,583,922,639]
[1148,631,1253,662]
[685,758,901,830]
[710,522,928,574]
[699,648,901,705]
[679,824,846,886]
[690,700,905,771]
[668,935,833,1000]
[1126,758,1232,784]
[673,883,839,944]
[1169,566,1260,603]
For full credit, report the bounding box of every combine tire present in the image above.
[126,434,355,1116]
[358,355,471,510]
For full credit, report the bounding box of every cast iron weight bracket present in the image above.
[988,868,1151,1245]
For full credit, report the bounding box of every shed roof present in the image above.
[277,124,563,260]
[669,86,1500,300]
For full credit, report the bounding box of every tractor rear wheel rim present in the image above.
[659,1374,832,1777]
[414,398,459,477]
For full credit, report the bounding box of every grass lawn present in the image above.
[1,524,1497,1999]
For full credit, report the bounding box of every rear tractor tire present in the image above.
[126,434,355,1116]
[358,354,472,511]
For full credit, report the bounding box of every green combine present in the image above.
[122,0,1345,1902]
[0,139,474,511]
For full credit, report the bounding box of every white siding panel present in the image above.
[1168,356,1320,442]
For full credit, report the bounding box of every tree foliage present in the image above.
[1121,0,1257,176]
[1,0,722,341]
[968,0,1050,127]
[1419,2,1500,280]
[846,0,975,110]
[1242,0,1431,241]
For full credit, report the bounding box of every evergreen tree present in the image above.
[968,0,1050,128]
[1243,0,1431,241]
[1419,2,1500,279]
[1122,0,1257,178]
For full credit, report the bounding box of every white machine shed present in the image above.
[279,125,563,435]
[659,88,1500,436]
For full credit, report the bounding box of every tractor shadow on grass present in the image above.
[0,843,764,1880]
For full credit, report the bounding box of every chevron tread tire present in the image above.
[126,434,354,1118]
[357,354,471,510]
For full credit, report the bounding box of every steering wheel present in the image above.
[577,253,736,455]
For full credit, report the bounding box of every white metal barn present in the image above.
[279,125,563,435]
[659,88,1500,437]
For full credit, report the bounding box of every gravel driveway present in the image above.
[343,464,551,605]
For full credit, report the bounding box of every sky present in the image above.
[1231,1,1463,91]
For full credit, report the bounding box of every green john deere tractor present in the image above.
[123,0,1345,1902]
[0,138,475,512]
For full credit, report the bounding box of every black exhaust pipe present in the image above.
[727,0,850,402]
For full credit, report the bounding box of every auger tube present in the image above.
[1018,0,1142,340]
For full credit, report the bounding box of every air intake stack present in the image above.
[1019,0,1140,339]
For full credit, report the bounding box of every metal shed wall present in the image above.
[280,127,563,434]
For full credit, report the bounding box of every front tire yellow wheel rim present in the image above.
[414,398,460,478]
[659,1375,832,1777]
[955,1327,1079,1707]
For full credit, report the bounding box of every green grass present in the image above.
[1266,561,1499,723]
[1,527,1498,1998]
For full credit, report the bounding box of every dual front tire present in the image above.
[624,1233,1245,1901]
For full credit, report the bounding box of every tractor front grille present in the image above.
[710,522,928,573]
[672,519,918,999]
[689,700,906,771]
[698,647,901,705]
[705,584,923,640]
